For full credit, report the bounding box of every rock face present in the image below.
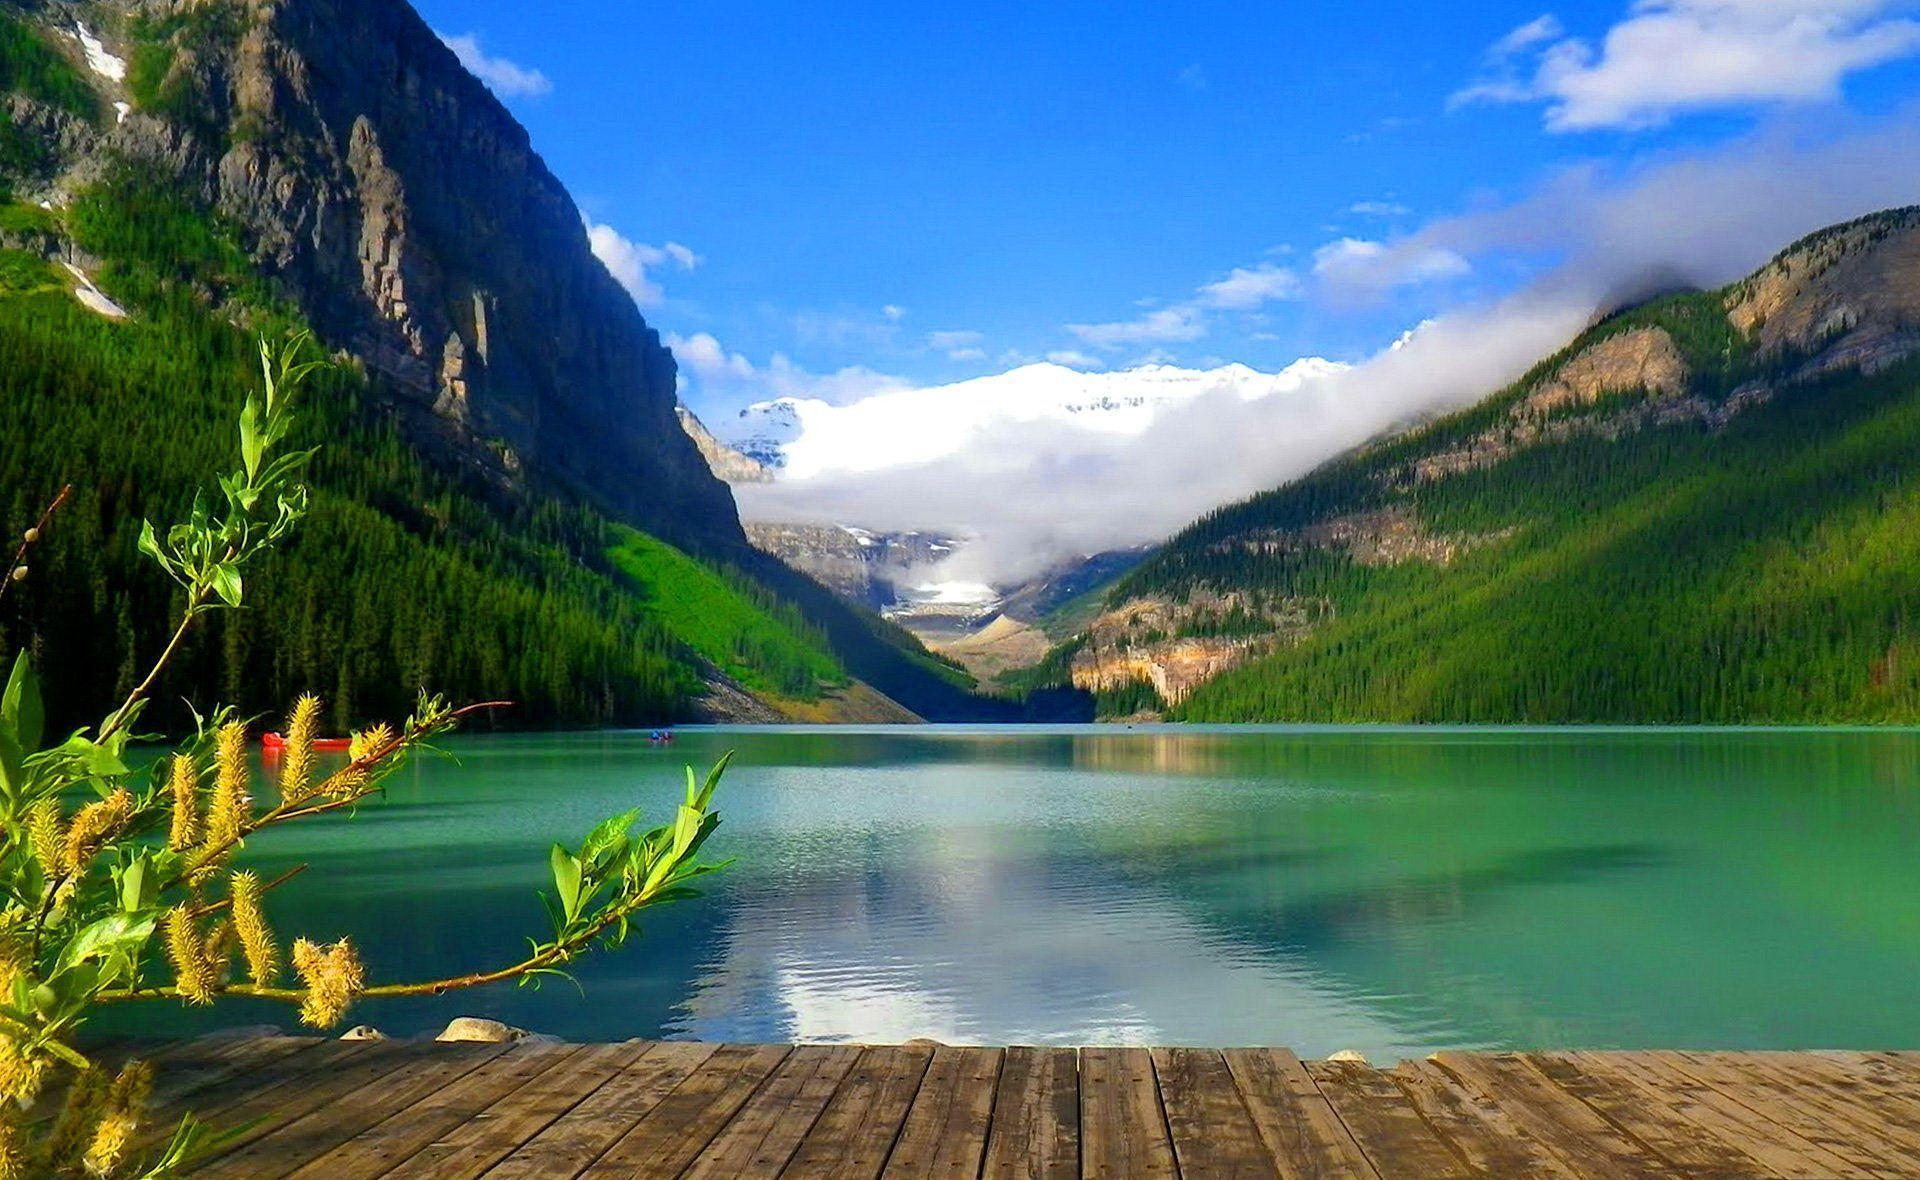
[677,406,772,484]
[1726,207,1920,378]
[1512,327,1688,420]
[48,0,743,552]
[744,521,958,609]
[1070,591,1326,706]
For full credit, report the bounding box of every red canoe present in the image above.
[260,732,353,752]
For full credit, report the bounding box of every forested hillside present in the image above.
[0,1,986,729]
[1047,209,1920,723]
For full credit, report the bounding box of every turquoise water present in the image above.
[98,725,1920,1062]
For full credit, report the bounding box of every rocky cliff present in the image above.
[15,0,741,551]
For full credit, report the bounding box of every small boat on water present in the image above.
[260,731,353,753]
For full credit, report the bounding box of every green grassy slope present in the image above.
[1104,284,1920,723]
[606,528,847,700]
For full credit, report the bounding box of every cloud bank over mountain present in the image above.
[694,107,1920,586]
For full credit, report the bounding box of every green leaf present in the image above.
[549,844,582,925]
[60,732,129,778]
[581,808,640,869]
[56,912,156,973]
[2,651,44,751]
[119,854,157,913]
[695,751,733,811]
[209,564,243,608]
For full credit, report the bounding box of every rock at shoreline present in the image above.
[436,1016,530,1043]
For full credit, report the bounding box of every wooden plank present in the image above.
[141,1035,326,1112]
[578,1044,792,1178]
[1526,1053,1797,1179]
[679,1044,862,1179]
[1432,1051,1674,1180]
[1150,1047,1278,1179]
[284,1042,586,1180]
[1306,1060,1472,1180]
[1079,1047,1174,1180]
[195,1042,513,1179]
[378,1041,646,1180]
[1389,1059,1582,1178]
[982,1046,1078,1180]
[879,1045,1003,1179]
[1751,1050,1920,1163]
[476,1041,718,1180]
[1221,1048,1380,1180]
[784,1043,935,1179]
[1662,1053,1917,1177]
[134,1039,390,1157]
[1573,1053,1875,1179]
[1653,1053,1893,1178]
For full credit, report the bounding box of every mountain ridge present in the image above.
[1029,204,1920,722]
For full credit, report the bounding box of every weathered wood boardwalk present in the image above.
[121,1036,1920,1177]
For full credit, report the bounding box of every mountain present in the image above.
[0,0,992,727]
[715,358,1348,478]
[677,406,771,484]
[1032,208,1920,723]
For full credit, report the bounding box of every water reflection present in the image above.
[87,726,1920,1062]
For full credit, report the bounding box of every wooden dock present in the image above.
[116,1035,1920,1177]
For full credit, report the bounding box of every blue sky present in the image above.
[416,0,1920,418]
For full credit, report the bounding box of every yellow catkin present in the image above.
[229,871,280,985]
[167,752,200,851]
[82,1060,153,1179]
[0,1107,24,1180]
[162,906,216,1005]
[0,1035,46,1104]
[199,722,252,877]
[0,933,23,999]
[291,937,365,1029]
[62,788,133,876]
[279,694,322,805]
[324,722,393,800]
[43,1066,107,1169]
[27,799,63,880]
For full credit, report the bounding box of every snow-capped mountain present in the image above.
[715,358,1347,480]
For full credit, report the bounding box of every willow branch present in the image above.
[168,700,511,889]
[99,862,682,1007]
[96,584,210,744]
[0,484,70,611]
[186,864,307,919]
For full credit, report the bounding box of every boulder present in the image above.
[436,1016,529,1043]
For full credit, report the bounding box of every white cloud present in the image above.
[883,304,908,322]
[1455,2,1920,130]
[1067,261,1300,350]
[1312,237,1471,298]
[927,329,984,350]
[668,332,909,407]
[1348,200,1413,217]
[438,32,552,99]
[671,332,755,380]
[1066,307,1208,349]
[1178,64,1210,91]
[1196,262,1302,309]
[1046,349,1105,369]
[584,220,700,307]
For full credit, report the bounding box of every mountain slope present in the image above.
[1052,208,1920,723]
[0,0,988,726]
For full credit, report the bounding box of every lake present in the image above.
[99,725,1920,1063]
